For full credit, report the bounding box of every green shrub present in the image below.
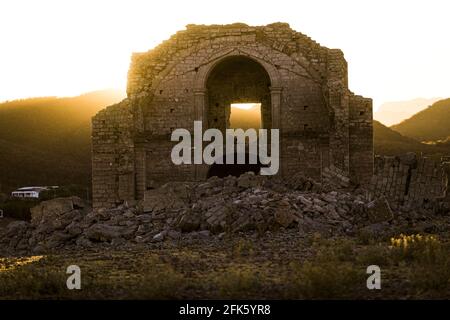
[288,260,364,299]
[389,234,442,263]
[389,234,450,292]
[0,259,67,299]
[356,244,391,266]
[130,259,187,299]
[216,266,262,299]
[286,237,365,299]
[231,239,255,258]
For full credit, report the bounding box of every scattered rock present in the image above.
[5,220,30,237]
[30,197,86,226]
[176,210,201,232]
[0,171,447,254]
[152,231,166,242]
[366,196,394,223]
[358,222,390,241]
[85,224,131,242]
[274,200,295,228]
[198,230,211,238]
[111,237,127,247]
[167,230,181,240]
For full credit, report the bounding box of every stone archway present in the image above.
[193,49,283,131]
[193,53,283,179]
[199,56,275,179]
[206,56,271,131]
[91,24,374,208]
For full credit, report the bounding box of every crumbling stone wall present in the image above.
[92,23,373,208]
[370,154,450,209]
[349,95,373,186]
[92,100,135,208]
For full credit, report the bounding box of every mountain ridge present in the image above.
[391,98,450,142]
[374,97,441,126]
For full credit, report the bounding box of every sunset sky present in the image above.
[1,0,449,110]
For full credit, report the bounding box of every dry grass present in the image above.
[0,233,448,299]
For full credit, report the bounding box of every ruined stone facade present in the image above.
[92,23,373,208]
[370,154,450,209]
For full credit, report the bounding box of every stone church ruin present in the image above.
[92,23,373,209]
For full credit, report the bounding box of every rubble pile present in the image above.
[1,172,448,254]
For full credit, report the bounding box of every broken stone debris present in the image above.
[0,172,447,254]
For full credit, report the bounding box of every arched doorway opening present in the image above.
[205,56,271,178]
[206,56,272,131]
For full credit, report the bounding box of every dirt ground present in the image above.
[1,229,449,299]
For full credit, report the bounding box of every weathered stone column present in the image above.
[194,89,207,124]
[270,87,282,130]
[269,86,283,176]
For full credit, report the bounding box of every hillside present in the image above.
[0,139,87,192]
[373,120,450,157]
[1,92,449,193]
[374,97,441,126]
[391,98,450,142]
[0,90,125,193]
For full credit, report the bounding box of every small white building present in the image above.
[11,186,59,199]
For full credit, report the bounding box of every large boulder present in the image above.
[4,220,30,237]
[274,199,296,228]
[175,209,202,232]
[30,196,86,226]
[366,196,394,223]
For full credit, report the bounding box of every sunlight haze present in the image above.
[1,0,449,110]
[231,103,260,110]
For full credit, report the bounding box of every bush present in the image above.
[356,244,391,266]
[0,199,38,220]
[286,237,365,299]
[288,260,364,299]
[0,257,67,299]
[0,255,187,300]
[231,239,255,258]
[128,257,187,299]
[389,234,442,263]
[389,234,450,293]
[216,266,263,299]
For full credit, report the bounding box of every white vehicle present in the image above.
[11,186,59,199]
